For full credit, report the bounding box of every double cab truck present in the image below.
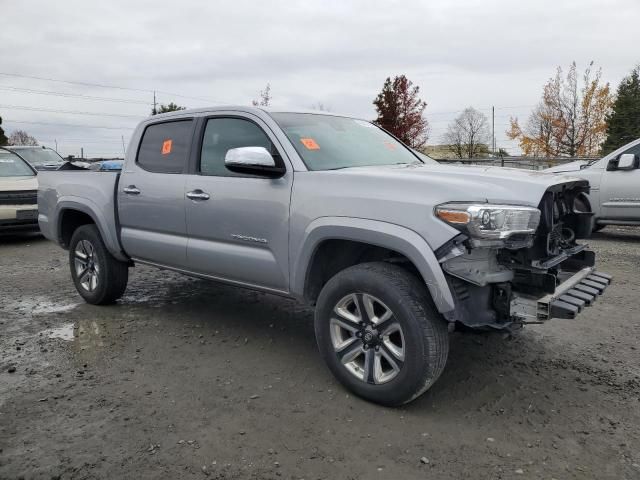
[38,107,611,406]
[545,138,640,232]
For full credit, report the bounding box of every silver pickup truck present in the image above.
[545,138,640,231]
[38,107,611,406]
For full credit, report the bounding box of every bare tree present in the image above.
[443,107,491,158]
[310,102,331,112]
[507,62,612,157]
[252,83,272,107]
[8,130,38,146]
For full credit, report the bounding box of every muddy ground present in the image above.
[0,228,639,480]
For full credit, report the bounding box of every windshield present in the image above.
[270,113,422,170]
[0,151,35,177]
[11,147,64,166]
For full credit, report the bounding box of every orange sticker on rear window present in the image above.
[300,138,320,150]
[383,141,397,150]
[161,139,172,155]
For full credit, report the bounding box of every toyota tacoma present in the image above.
[37,107,611,406]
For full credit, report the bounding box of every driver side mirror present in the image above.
[224,146,285,178]
[608,153,638,171]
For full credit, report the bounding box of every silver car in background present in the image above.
[6,146,66,171]
[545,138,640,231]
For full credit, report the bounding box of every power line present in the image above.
[4,119,134,130]
[0,71,224,104]
[0,72,152,93]
[0,85,152,105]
[0,104,143,118]
[39,139,127,144]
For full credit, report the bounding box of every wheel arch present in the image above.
[55,199,128,262]
[291,217,455,313]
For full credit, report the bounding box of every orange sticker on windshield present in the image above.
[300,138,320,150]
[161,139,172,155]
[383,141,397,150]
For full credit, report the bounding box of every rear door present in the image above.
[600,142,640,220]
[183,114,292,292]
[118,119,194,267]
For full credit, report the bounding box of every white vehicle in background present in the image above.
[0,148,39,234]
[545,139,640,232]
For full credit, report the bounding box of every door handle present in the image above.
[123,185,140,195]
[186,189,210,201]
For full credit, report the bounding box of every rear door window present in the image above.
[137,120,193,173]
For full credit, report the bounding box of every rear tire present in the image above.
[314,262,449,406]
[69,224,128,305]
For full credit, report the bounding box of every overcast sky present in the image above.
[1,0,639,158]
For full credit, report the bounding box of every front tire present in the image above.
[69,225,129,305]
[314,262,449,406]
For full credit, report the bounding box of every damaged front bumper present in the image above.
[510,268,611,321]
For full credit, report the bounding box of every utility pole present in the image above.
[152,91,157,115]
[54,139,58,152]
[121,135,126,156]
[492,106,495,155]
[81,147,84,160]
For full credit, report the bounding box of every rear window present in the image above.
[137,120,193,173]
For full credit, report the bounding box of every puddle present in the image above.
[46,322,75,341]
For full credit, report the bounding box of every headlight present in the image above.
[435,203,541,240]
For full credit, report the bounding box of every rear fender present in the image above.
[55,197,128,262]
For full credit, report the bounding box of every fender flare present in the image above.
[55,197,128,262]
[291,217,455,313]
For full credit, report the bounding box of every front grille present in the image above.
[0,190,37,205]
[0,218,38,226]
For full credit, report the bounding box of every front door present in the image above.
[600,143,640,220]
[184,115,292,292]
[118,119,193,267]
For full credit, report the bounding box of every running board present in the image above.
[510,268,611,321]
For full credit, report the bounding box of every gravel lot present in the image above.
[1,227,639,479]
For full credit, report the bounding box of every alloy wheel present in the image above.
[329,293,405,384]
[74,239,100,292]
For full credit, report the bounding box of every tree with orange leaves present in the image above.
[507,62,613,157]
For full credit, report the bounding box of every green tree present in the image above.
[0,116,7,146]
[602,66,640,154]
[151,102,186,115]
[373,75,429,148]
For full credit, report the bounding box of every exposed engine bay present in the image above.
[437,181,612,329]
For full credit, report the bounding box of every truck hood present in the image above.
[0,176,38,192]
[543,160,590,173]
[334,163,586,206]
